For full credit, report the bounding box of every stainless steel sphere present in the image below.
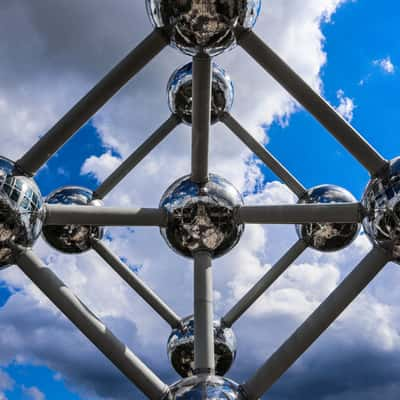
[160,174,244,258]
[42,186,103,254]
[146,0,261,56]
[167,316,237,377]
[168,375,247,399]
[362,157,400,262]
[0,157,44,267]
[296,185,360,252]
[167,62,234,125]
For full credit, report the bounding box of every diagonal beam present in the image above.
[16,29,168,176]
[221,113,306,197]
[237,29,388,177]
[191,54,212,184]
[94,114,181,200]
[241,247,390,399]
[15,248,170,400]
[194,251,215,374]
[92,239,181,329]
[44,205,167,227]
[238,203,362,225]
[222,239,307,328]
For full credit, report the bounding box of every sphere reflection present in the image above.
[0,157,44,267]
[362,157,400,262]
[167,62,234,125]
[296,185,360,252]
[42,186,103,254]
[168,316,237,377]
[146,0,261,56]
[160,174,244,258]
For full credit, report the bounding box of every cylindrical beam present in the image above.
[16,29,168,176]
[238,203,362,225]
[92,239,181,329]
[194,251,215,374]
[94,114,181,200]
[191,54,212,184]
[44,205,167,227]
[16,249,170,400]
[242,247,390,399]
[237,29,388,177]
[222,239,307,328]
[222,113,306,198]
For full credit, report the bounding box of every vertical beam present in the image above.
[194,251,215,374]
[16,29,168,176]
[15,249,169,400]
[242,247,390,399]
[191,55,212,184]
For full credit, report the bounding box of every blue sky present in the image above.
[1,1,400,399]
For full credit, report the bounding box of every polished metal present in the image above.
[0,157,44,267]
[168,316,237,377]
[160,174,244,258]
[168,62,234,125]
[42,186,103,254]
[296,185,360,252]
[146,0,261,56]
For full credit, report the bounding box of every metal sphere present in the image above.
[295,185,360,252]
[42,186,103,254]
[0,157,44,267]
[160,174,244,258]
[362,157,400,262]
[168,375,246,399]
[167,62,234,125]
[167,316,237,377]
[146,0,261,56]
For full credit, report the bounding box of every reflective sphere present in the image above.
[42,187,103,254]
[0,157,44,267]
[160,174,244,258]
[167,316,237,377]
[167,62,234,125]
[362,157,400,262]
[146,0,261,56]
[296,185,360,252]
[168,375,247,400]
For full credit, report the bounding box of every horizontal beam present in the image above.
[94,114,180,200]
[44,205,167,227]
[237,29,388,177]
[92,239,181,329]
[242,246,390,399]
[16,29,168,176]
[222,113,306,197]
[222,239,307,327]
[238,203,362,224]
[16,248,169,400]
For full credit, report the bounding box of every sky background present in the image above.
[1,0,400,399]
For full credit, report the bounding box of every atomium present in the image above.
[167,62,234,125]
[160,174,244,258]
[42,186,103,254]
[167,316,237,377]
[146,0,261,56]
[296,185,360,252]
[362,157,400,262]
[168,375,247,400]
[0,156,44,267]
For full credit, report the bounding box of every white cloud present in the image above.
[374,57,396,74]
[22,386,45,400]
[335,89,355,122]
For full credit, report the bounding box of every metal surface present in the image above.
[92,239,181,329]
[242,247,390,400]
[16,29,168,176]
[194,251,215,374]
[237,29,388,177]
[222,239,307,328]
[94,114,180,200]
[16,248,170,400]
